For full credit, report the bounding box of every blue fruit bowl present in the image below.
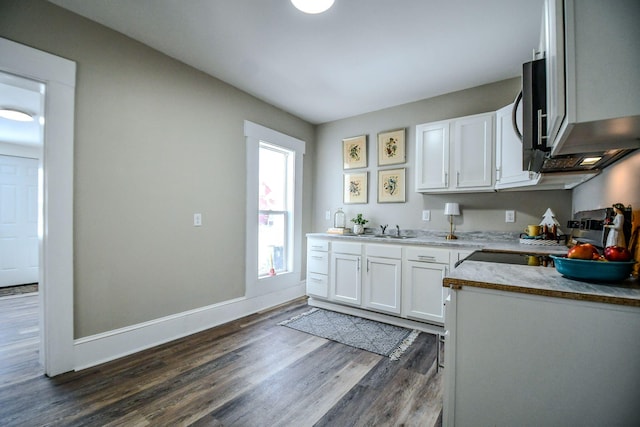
[550,255,636,282]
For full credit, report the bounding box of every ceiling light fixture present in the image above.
[0,107,35,122]
[291,0,335,14]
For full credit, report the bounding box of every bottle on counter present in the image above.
[334,208,345,229]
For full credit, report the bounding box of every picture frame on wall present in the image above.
[344,172,368,204]
[378,168,405,203]
[342,135,367,169]
[377,128,405,166]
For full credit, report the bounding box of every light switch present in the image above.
[194,213,202,226]
[422,210,430,221]
[505,210,515,223]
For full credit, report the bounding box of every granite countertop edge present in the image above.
[444,261,640,307]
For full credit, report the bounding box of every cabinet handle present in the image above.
[417,255,436,261]
[496,167,501,181]
[444,172,448,187]
[311,256,323,260]
[310,277,322,283]
[536,108,548,148]
[456,171,460,186]
[311,245,324,249]
[437,333,446,372]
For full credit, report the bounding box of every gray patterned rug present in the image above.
[279,308,420,360]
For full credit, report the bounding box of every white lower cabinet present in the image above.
[306,238,330,298]
[363,244,402,315]
[402,247,450,323]
[306,237,472,326]
[330,242,362,306]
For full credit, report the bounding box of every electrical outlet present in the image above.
[325,210,331,221]
[505,210,515,223]
[422,210,430,221]
[193,213,202,226]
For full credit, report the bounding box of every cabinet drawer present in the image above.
[366,243,402,259]
[405,247,450,264]
[307,273,328,298]
[332,241,362,255]
[308,239,329,252]
[307,251,329,274]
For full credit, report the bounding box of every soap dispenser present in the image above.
[334,208,346,229]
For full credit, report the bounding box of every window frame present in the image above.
[244,121,305,297]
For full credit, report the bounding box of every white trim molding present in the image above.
[0,37,76,377]
[74,282,306,371]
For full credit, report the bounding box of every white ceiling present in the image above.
[46,0,544,124]
[0,0,545,137]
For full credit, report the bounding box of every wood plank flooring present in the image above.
[0,295,443,426]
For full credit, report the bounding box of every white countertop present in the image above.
[307,231,639,306]
[306,231,569,255]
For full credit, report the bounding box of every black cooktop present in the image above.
[464,251,555,267]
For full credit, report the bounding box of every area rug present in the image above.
[279,308,420,360]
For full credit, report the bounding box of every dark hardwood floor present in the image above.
[0,294,443,426]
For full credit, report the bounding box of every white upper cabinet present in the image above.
[452,113,494,189]
[415,120,449,190]
[416,112,495,193]
[495,103,539,189]
[544,0,640,155]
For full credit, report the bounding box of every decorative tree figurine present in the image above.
[539,208,562,237]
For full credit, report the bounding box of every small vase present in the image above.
[353,224,364,235]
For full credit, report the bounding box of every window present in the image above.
[244,121,305,297]
[258,143,292,277]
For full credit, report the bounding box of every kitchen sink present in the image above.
[370,234,415,239]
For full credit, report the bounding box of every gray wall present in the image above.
[573,150,640,213]
[313,79,573,235]
[0,0,315,338]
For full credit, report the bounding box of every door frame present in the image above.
[0,37,76,376]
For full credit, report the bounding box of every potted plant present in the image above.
[351,213,369,235]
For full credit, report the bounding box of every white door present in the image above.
[364,256,402,315]
[453,113,494,189]
[330,252,361,306]
[415,120,450,191]
[402,260,447,323]
[0,155,39,287]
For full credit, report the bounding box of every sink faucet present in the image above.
[396,225,400,236]
[380,224,388,235]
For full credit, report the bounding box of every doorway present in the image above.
[0,71,44,290]
[0,37,76,376]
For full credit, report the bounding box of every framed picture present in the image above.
[342,135,367,169]
[344,172,368,204]
[377,128,406,166]
[378,168,405,203]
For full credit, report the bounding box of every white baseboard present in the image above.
[74,283,306,371]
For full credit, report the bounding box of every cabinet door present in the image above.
[363,256,402,315]
[453,113,494,189]
[330,253,361,306]
[544,0,565,147]
[495,104,538,189]
[402,260,447,324]
[415,121,450,191]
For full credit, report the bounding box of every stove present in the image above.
[463,251,555,267]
